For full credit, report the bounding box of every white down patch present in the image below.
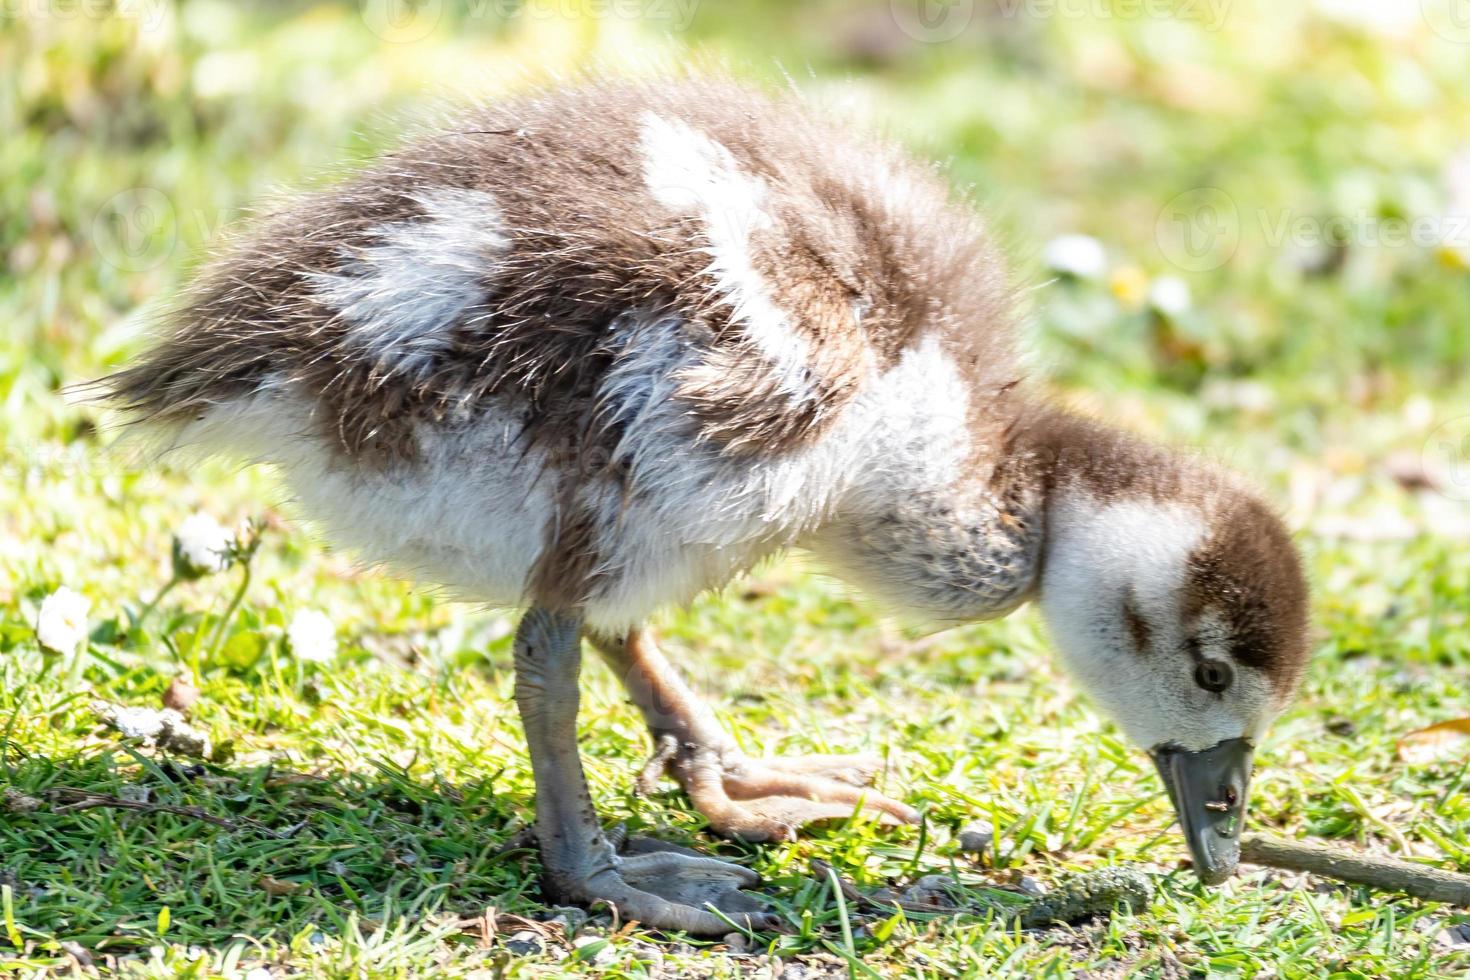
[580,316,973,631]
[172,379,555,608]
[637,112,814,402]
[310,186,507,375]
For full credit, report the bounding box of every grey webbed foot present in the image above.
[550,836,776,934]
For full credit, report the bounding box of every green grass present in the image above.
[4,1,1470,976]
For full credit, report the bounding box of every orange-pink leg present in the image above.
[592,628,919,843]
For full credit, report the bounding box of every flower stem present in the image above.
[132,575,180,638]
[201,562,252,680]
[65,639,89,691]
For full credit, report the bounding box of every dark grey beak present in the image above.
[1150,737,1254,885]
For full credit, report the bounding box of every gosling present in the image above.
[104,77,1311,934]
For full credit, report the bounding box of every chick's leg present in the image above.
[513,607,774,934]
[592,628,919,843]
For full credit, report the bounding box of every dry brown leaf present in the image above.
[162,677,200,714]
[258,876,302,897]
[1397,718,1470,765]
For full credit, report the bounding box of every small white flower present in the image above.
[36,586,90,655]
[287,609,338,664]
[1148,275,1193,316]
[1043,233,1107,279]
[1202,378,1276,415]
[172,513,233,579]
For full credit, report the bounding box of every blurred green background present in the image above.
[8,0,1470,416]
[4,1,1470,976]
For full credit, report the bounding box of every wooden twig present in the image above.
[50,788,241,829]
[810,859,962,915]
[1241,834,1470,906]
[45,788,294,839]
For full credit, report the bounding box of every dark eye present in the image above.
[1194,659,1234,693]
